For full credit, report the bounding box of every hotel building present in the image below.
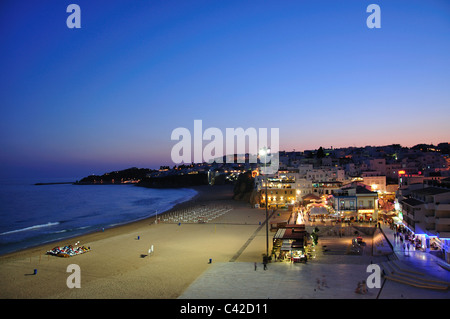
[332,185,379,221]
[398,186,450,263]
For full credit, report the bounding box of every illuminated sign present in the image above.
[358,209,375,213]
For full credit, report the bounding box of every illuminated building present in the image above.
[399,186,450,263]
[332,185,379,221]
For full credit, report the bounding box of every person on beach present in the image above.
[355,281,362,294]
[254,262,257,271]
[361,280,367,294]
[316,278,322,291]
[321,275,328,288]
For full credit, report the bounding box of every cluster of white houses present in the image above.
[254,166,381,222]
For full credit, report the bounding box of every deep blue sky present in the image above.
[1,0,449,179]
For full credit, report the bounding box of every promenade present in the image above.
[379,223,450,283]
[179,221,450,299]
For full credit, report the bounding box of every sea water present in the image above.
[0,178,197,255]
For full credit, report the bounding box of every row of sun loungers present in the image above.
[161,205,233,224]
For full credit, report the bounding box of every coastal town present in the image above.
[81,142,450,266]
[3,0,450,310]
[2,143,450,301]
[192,143,450,266]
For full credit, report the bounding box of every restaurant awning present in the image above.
[310,206,328,215]
[302,193,321,201]
[274,227,306,241]
[342,211,357,216]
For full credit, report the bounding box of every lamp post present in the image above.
[259,147,270,259]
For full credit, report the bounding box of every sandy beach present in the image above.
[0,184,273,299]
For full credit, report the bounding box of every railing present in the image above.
[357,206,374,210]
[437,231,450,238]
[435,217,450,225]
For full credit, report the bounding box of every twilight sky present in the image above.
[1,0,449,179]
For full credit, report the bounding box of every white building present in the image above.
[304,167,345,182]
[367,158,387,175]
[399,186,450,263]
[255,169,313,207]
[332,185,379,221]
[361,173,386,193]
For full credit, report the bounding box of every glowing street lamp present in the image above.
[259,147,271,259]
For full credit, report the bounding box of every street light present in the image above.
[259,147,270,259]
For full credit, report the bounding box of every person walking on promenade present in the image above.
[254,262,257,271]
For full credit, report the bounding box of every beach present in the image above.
[3,183,448,300]
[0,184,271,298]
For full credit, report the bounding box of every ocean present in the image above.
[0,178,197,255]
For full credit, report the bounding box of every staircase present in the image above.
[379,260,450,291]
[372,229,393,256]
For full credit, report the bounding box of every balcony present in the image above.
[358,206,374,210]
[403,211,415,220]
[424,215,436,224]
[436,203,450,214]
[438,231,450,238]
[435,217,450,225]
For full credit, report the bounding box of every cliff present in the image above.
[232,171,256,203]
[76,167,153,184]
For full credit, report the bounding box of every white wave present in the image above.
[0,222,60,236]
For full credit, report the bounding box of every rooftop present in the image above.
[401,197,424,207]
[412,187,450,196]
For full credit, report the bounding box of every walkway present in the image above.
[380,223,450,283]
[179,261,380,299]
[229,209,276,262]
[178,222,450,299]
